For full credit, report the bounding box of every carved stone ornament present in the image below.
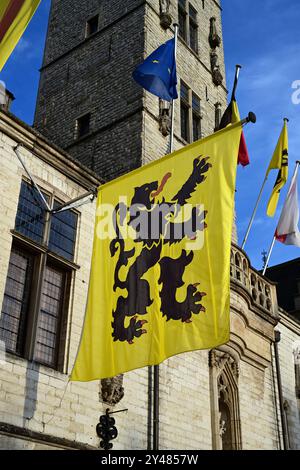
[209,350,239,380]
[214,102,222,131]
[219,413,227,437]
[209,17,221,49]
[293,343,300,364]
[160,0,172,29]
[210,51,223,87]
[100,375,124,406]
[159,99,171,136]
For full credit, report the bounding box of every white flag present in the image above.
[275,164,300,247]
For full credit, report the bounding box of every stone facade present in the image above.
[0,0,299,451]
[276,313,300,449]
[0,107,299,452]
[34,1,226,182]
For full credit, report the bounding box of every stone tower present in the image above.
[34,0,227,182]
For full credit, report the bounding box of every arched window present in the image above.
[209,349,242,450]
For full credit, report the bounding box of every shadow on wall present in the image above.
[23,361,40,427]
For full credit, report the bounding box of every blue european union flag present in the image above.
[133,37,178,101]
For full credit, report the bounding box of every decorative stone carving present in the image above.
[209,17,221,49]
[159,99,171,136]
[283,400,290,413]
[210,51,223,86]
[100,375,124,406]
[159,0,172,29]
[214,102,222,131]
[209,350,239,380]
[293,343,300,364]
[219,414,227,437]
[293,343,300,398]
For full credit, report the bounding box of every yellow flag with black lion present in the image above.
[71,123,242,381]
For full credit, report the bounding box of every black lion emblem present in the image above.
[109,156,211,344]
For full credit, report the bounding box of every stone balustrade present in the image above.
[230,244,275,316]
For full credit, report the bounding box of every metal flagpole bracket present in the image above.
[51,187,98,214]
[106,408,128,415]
[13,143,51,212]
[13,142,98,215]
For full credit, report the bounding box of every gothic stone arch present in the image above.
[209,349,242,449]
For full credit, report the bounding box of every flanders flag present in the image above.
[266,120,289,217]
[0,0,41,71]
[71,123,242,381]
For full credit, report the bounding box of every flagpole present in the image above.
[241,175,268,250]
[153,23,179,451]
[242,117,289,251]
[231,64,242,100]
[262,235,276,276]
[170,23,178,153]
[262,159,300,276]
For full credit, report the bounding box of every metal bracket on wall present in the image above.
[12,143,98,215]
[13,144,51,212]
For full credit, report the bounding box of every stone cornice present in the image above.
[0,422,96,450]
[0,110,103,190]
[278,308,300,334]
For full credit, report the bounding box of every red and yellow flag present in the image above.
[0,0,40,71]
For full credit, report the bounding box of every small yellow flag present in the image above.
[70,123,242,381]
[266,120,289,217]
[0,0,41,71]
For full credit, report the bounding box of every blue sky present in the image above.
[1,0,300,270]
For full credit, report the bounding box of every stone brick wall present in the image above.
[35,0,146,181]
[0,112,281,450]
[2,0,299,451]
[35,1,227,182]
[0,112,105,449]
[0,113,299,450]
[276,313,300,449]
[239,361,280,449]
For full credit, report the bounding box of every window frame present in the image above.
[0,179,79,371]
[192,92,201,142]
[178,1,199,54]
[75,113,91,140]
[180,81,202,143]
[178,0,188,42]
[189,5,198,54]
[85,14,99,38]
[33,261,70,369]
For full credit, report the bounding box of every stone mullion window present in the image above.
[178,1,199,54]
[0,179,78,371]
[189,4,198,53]
[180,82,202,143]
[192,92,201,142]
[180,81,191,143]
[178,0,188,42]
